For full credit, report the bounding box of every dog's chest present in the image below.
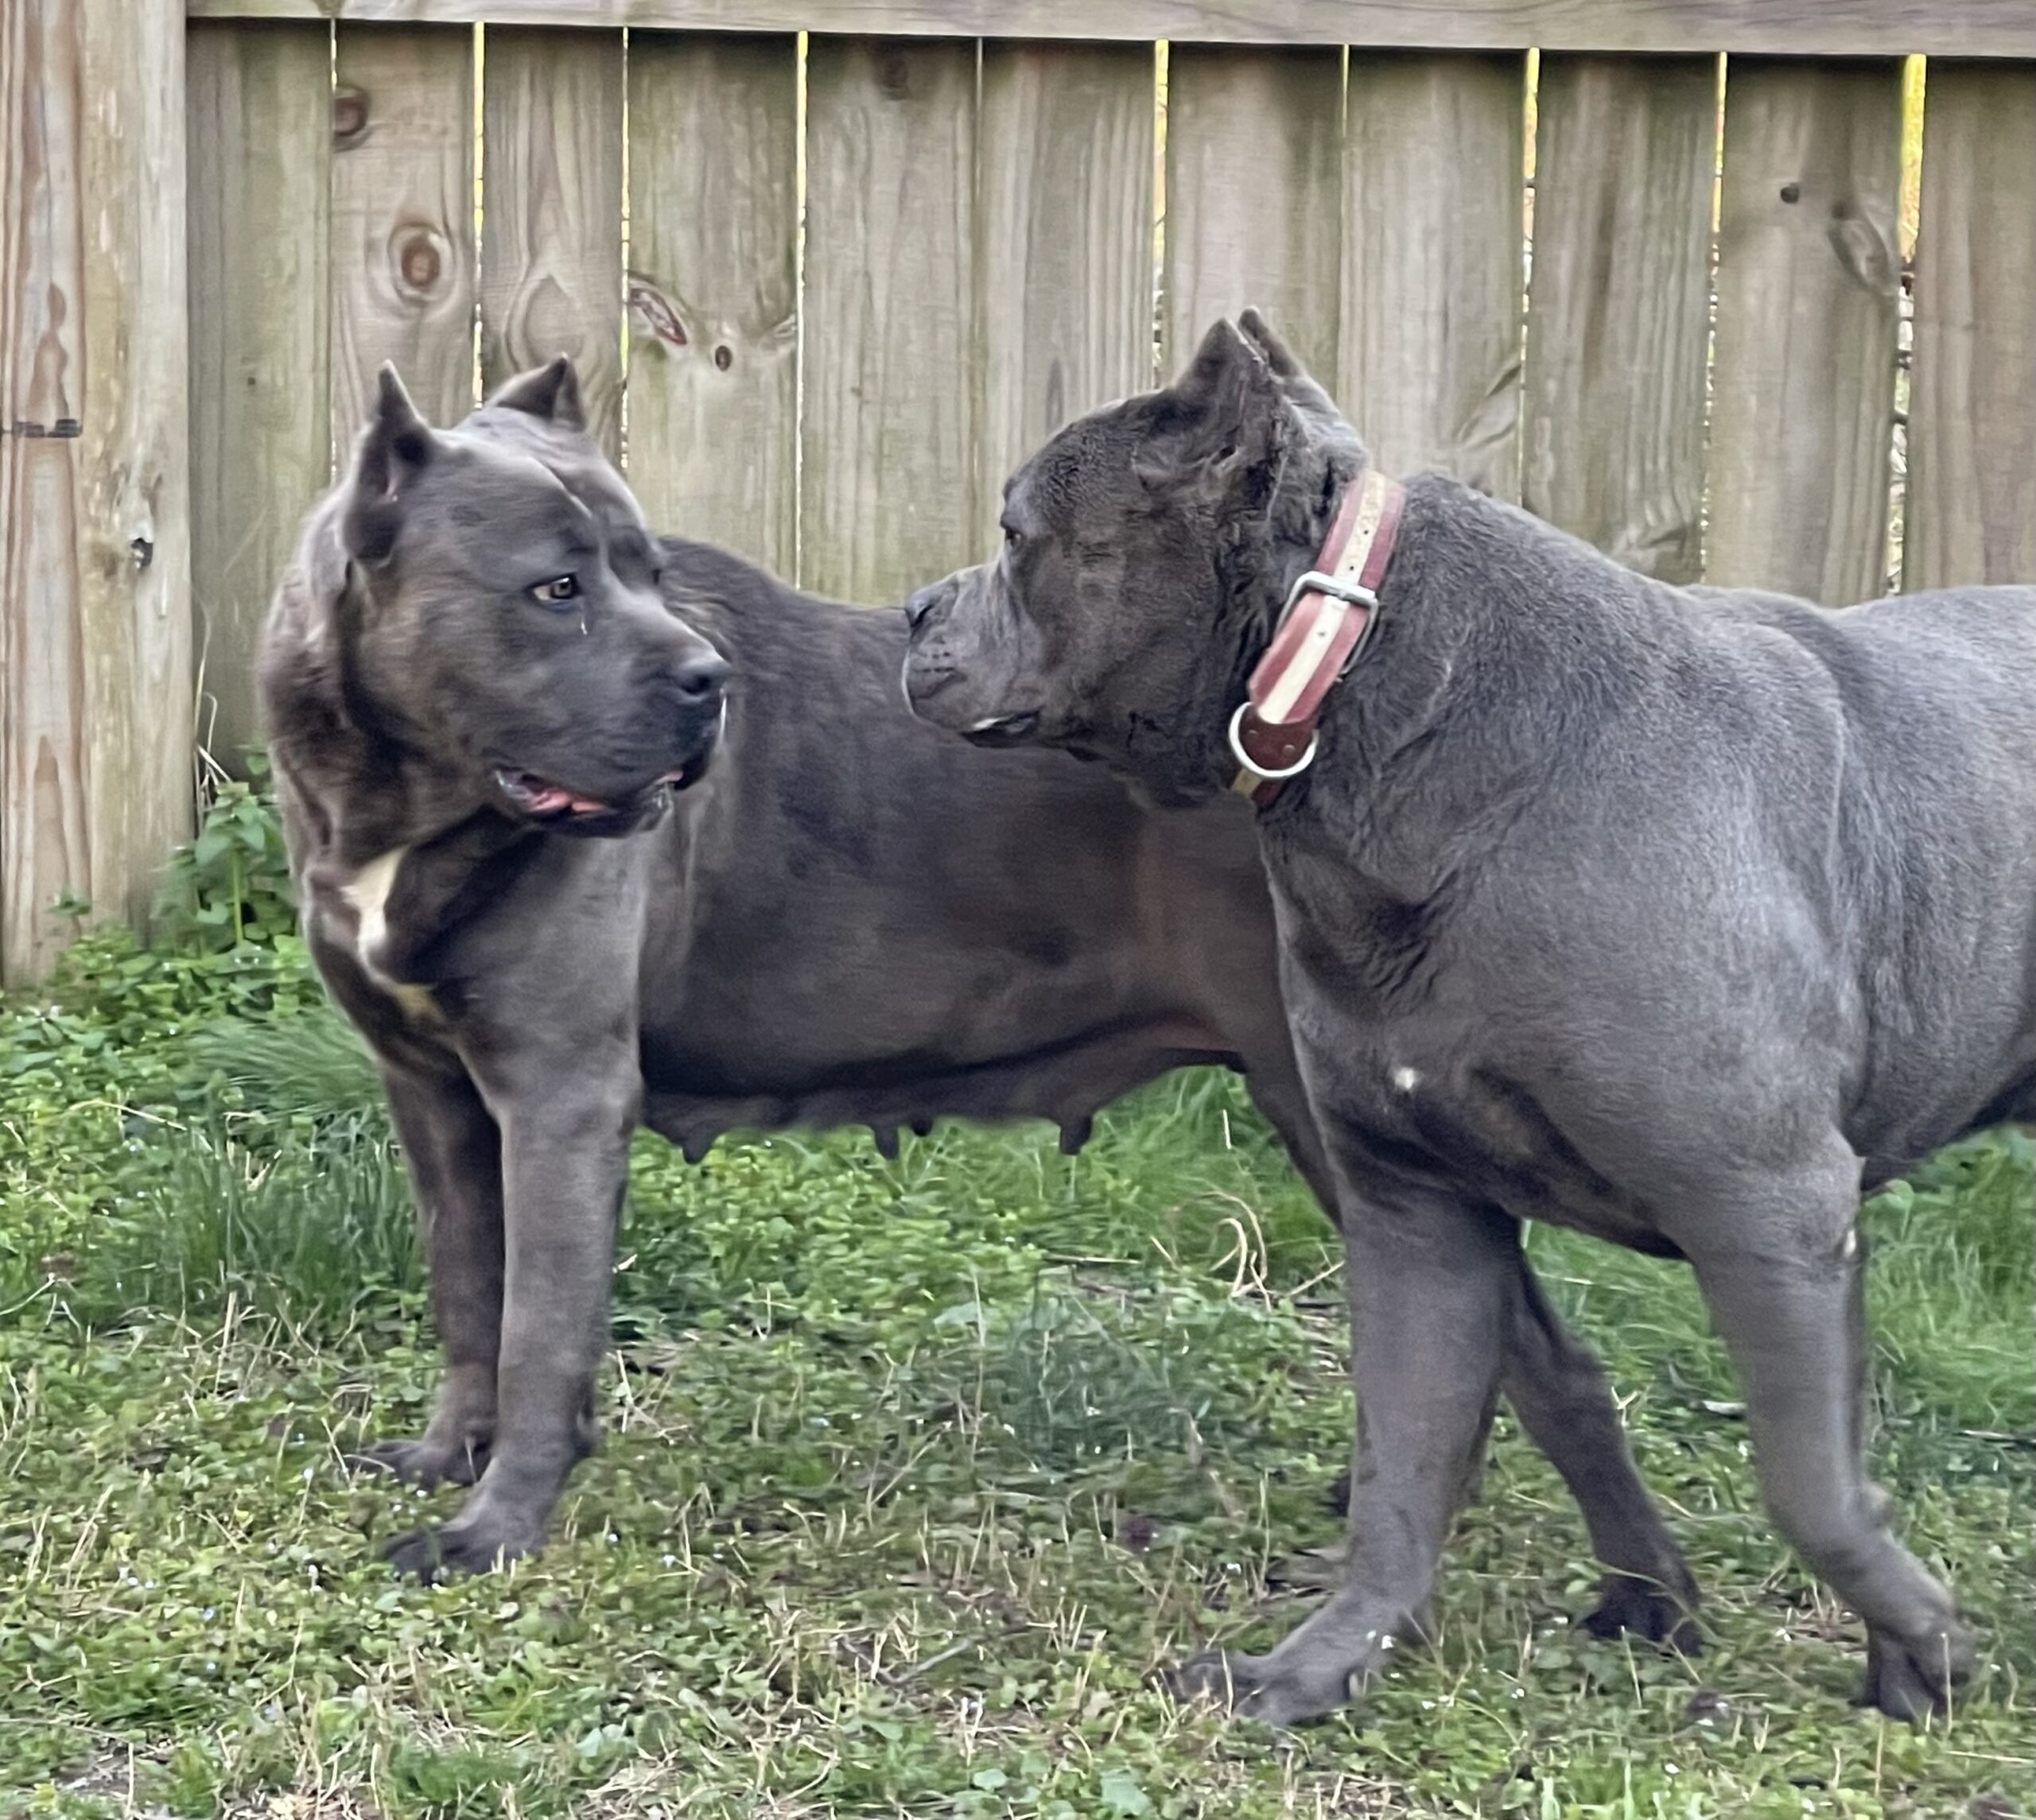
[317,848,444,1027]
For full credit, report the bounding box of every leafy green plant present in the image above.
[154,750,297,954]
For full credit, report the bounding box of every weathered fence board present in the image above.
[801,36,977,603]
[624,32,798,578]
[3,0,191,984]
[186,18,331,768]
[977,41,1156,526]
[1708,59,1902,604]
[331,24,477,440]
[1342,52,1525,497]
[2,0,91,984]
[183,2,2036,61]
[1522,53,1715,578]
[1162,45,1342,380]
[480,27,624,455]
[1905,61,2036,591]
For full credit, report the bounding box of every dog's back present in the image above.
[1405,491,2036,1177]
[1692,577,2036,746]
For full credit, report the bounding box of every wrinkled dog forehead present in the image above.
[1004,397,1167,526]
[383,437,596,574]
[461,410,645,532]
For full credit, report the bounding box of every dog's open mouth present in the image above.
[494,747,713,826]
[960,710,1040,747]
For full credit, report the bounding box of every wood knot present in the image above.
[333,85,368,146]
[392,227,449,298]
[1778,181,1801,204]
[713,343,732,371]
[628,274,687,350]
[1826,200,1896,298]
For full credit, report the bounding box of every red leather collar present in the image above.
[1229,465,1405,806]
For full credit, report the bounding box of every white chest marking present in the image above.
[1390,1065,1421,1094]
[340,847,437,1022]
[341,848,406,972]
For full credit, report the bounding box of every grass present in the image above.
[2,925,2030,1819]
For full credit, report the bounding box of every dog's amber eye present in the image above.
[531,575,580,604]
[1001,523,1023,551]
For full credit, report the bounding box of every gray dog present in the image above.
[262,356,1350,1577]
[903,310,2036,1723]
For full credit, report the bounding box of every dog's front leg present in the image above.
[383,1052,639,1578]
[354,1060,503,1490]
[1174,1189,1517,1726]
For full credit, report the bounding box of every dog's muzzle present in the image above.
[494,701,725,838]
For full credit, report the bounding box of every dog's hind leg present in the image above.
[352,1062,503,1492]
[1502,1260,1700,1650]
[1171,1190,1518,1727]
[1688,1161,1973,1720]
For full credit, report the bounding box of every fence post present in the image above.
[2,0,192,985]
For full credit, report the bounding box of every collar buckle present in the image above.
[1282,569,1378,615]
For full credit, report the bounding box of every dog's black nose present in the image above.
[904,580,952,631]
[674,652,730,700]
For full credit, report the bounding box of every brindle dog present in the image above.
[262,357,1347,1577]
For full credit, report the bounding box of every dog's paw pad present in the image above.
[383,1525,452,1582]
[1163,1650,1350,1729]
[1857,1626,1973,1722]
[348,1434,491,1488]
[1580,1574,1702,1655]
[1163,1651,1244,1708]
[383,1519,526,1581]
[349,1440,449,1487]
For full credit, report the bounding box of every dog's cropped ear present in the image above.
[1134,317,1287,498]
[486,353,586,432]
[343,365,438,565]
[1237,308,1341,417]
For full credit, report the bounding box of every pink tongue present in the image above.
[519,778,614,815]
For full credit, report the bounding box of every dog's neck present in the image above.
[1265,473,1694,902]
[1249,451,1368,642]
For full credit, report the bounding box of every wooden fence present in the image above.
[5,2,2036,983]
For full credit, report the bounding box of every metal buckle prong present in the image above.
[1284,569,1378,614]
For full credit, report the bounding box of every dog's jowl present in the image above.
[262,355,1339,1579]
[904,311,2036,1723]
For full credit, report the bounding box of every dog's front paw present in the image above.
[383,1507,540,1581]
[1581,1572,1701,1655]
[1165,1649,1354,1729]
[348,1432,490,1489]
[1857,1622,1974,1721]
